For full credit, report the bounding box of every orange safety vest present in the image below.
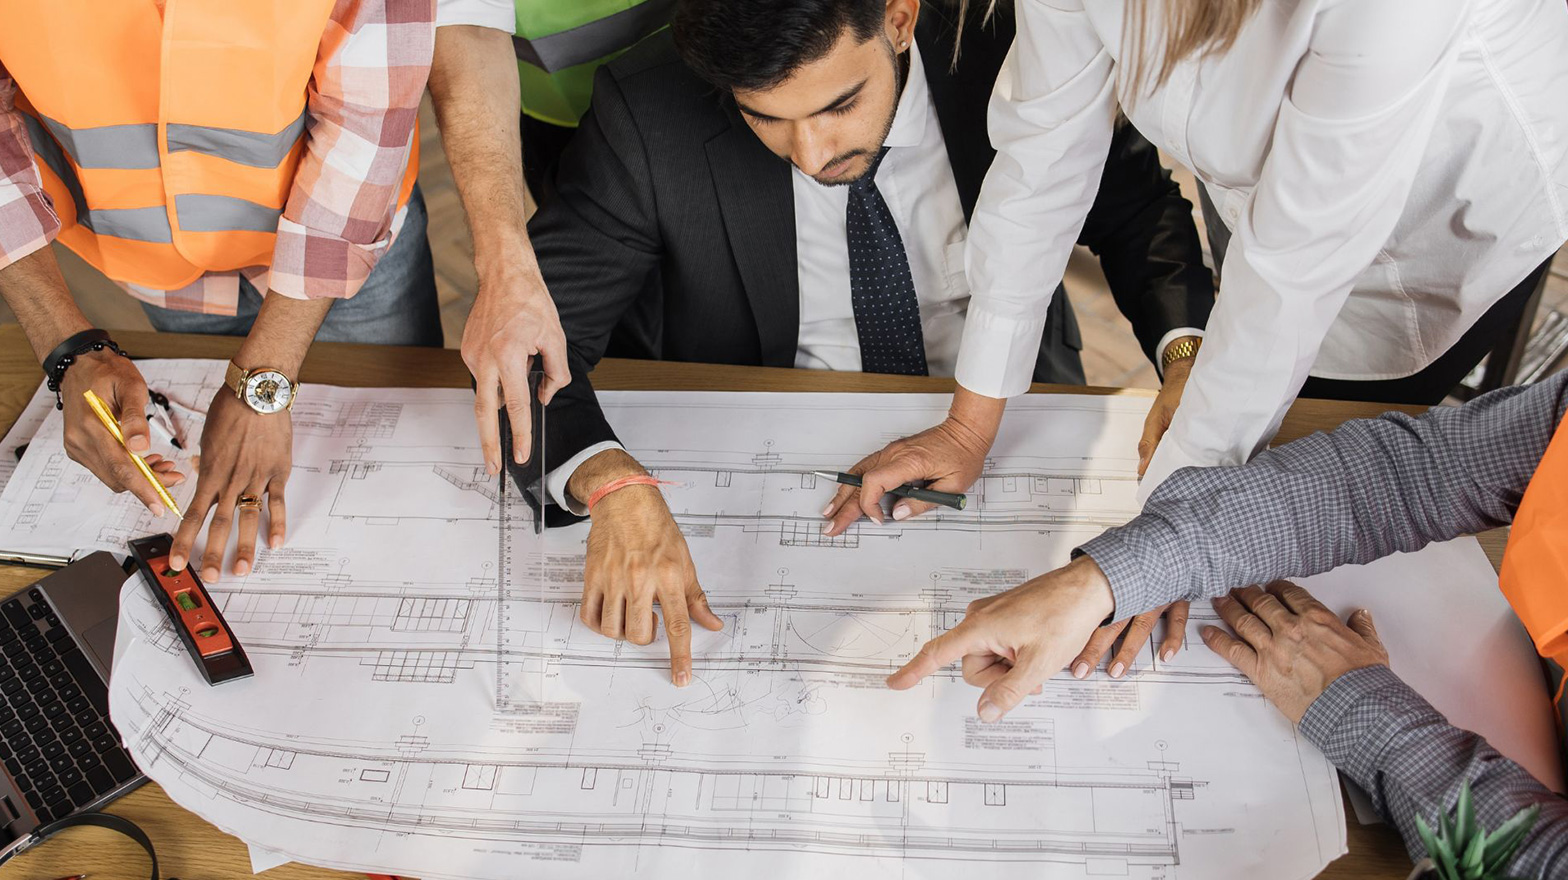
[1498,409,1568,732]
[0,0,419,291]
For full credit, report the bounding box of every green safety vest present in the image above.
[514,0,674,128]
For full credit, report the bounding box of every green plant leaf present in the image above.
[1433,833,1459,880]
[1481,804,1541,875]
[1459,829,1485,879]
[1417,813,1460,880]
[1455,783,1476,848]
[1417,815,1443,863]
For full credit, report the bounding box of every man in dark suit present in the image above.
[509,0,1214,685]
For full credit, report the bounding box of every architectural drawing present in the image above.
[2,367,1352,878]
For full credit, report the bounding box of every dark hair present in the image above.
[672,0,888,92]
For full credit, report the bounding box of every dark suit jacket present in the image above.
[511,6,1214,522]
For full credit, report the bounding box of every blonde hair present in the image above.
[1122,0,1263,96]
[950,0,1263,94]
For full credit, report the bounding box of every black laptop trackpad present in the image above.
[80,616,119,678]
[36,551,128,681]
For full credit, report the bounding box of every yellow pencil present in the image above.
[82,389,183,518]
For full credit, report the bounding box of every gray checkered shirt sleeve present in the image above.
[1079,370,1568,616]
[1300,666,1568,875]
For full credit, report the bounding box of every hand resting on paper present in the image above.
[1201,581,1387,724]
[1069,601,1190,680]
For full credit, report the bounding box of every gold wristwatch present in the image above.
[1160,336,1202,372]
[226,361,297,414]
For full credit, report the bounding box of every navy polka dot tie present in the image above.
[847,148,928,376]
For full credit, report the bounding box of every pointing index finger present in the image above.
[887,625,978,690]
[661,590,694,688]
[501,364,534,467]
[473,374,502,475]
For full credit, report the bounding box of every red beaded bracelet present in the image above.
[586,474,675,513]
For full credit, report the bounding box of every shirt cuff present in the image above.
[545,440,625,516]
[954,303,1048,398]
[435,0,516,32]
[1299,665,1437,776]
[267,203,409,300]
[1154,327,1205,379]
[0,190,59,273]
[1075,519,1186,621]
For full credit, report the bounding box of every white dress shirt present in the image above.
[960,0,1568,497]
[547,43,975,512]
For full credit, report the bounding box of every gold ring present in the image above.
[237,493,262,510]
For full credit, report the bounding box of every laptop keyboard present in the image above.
[0,588,139,824]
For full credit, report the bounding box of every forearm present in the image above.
[429,25,536,282]
[236,294,333,375]
[947,385,1007,442]
[1300,666,1568,875]
[0,247,91,361]
[1082,373,1568,616]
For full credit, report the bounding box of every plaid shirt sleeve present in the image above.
[1300,665,1568,876]
[1078,370,1568,618]
[267,0,435,301]
[0,62,59,273]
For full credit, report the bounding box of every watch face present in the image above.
[243,370,294,414]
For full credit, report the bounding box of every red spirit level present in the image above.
[128,533,253,685]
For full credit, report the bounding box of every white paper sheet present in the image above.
[247,842,294,873]
[96,384,1351,880]
[0,379,57,499]
[0,370,1551,879]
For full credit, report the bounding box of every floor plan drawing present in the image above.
[1,377,1334,880]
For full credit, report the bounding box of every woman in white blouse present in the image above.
[824,0,1568,673]
[970,0,1568,487]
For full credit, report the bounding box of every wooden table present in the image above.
[0,324,1503,879]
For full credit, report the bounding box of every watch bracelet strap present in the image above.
[225,360,247,397]
[1160,336,1201,370]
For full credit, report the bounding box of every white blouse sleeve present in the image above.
[955,0,1119,399]
[1140,0,1470,497]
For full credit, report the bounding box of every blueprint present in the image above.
[0,378,53,496]
[0,368,1551,878]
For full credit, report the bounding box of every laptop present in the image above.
[0,551,145,859]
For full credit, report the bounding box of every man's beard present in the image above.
[809,43,907,187]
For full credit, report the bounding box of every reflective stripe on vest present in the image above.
[22,115,172,243]
[173,194,282,234]
[167,113,307,169]
[1498,408,1568,736]
[512,0,673,73]
[38,116,158,170]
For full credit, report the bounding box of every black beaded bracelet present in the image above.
[42,328,129,410]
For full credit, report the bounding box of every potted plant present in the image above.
[1405,782,1541,880]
